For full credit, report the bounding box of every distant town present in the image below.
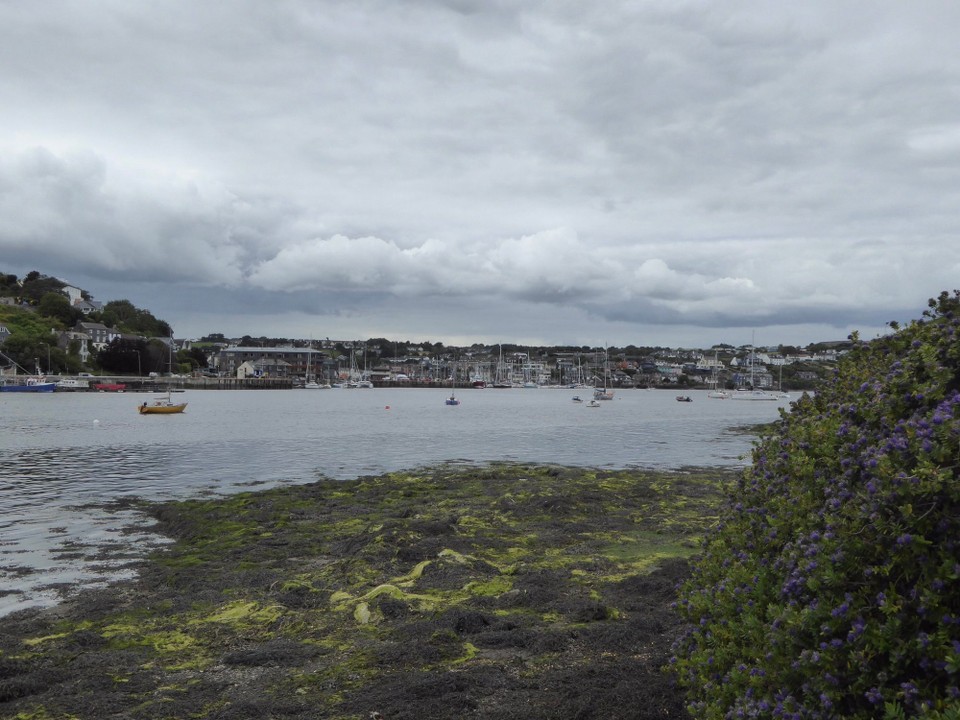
[1,271,849,391]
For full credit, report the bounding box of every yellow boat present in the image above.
[138,393,188,414]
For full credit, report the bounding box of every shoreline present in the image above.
[0,462,735,719]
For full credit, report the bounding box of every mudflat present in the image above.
[0,463,732,719]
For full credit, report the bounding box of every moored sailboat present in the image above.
[706,352,729,399]
[730,340,778,401]
[138,390,188,414]
[445,360,461,405]
[593,348,614,401]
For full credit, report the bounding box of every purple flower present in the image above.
[901,681,918,702]
[847,617,866,641]
[865,687,882,705]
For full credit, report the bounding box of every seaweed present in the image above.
[0,463,731,719]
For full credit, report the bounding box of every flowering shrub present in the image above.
[673,291,960,719]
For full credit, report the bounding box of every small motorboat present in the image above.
[675,395,693,403]
[587,399,601,407]
[572,395,583,403]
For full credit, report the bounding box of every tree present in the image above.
[20,274,66,304]
[98,300,172,338]
[177,346,208,372]
[98,299,137,328]
[37,292,82,327]
[145,339,174,374]
[0,334,46,373]
[64,339,84,374]
[97,337,149,375]
[0,272,18,296]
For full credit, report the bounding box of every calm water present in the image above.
[0,387,792,616]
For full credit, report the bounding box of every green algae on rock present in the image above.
[0,463,732,720]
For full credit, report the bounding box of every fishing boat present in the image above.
[138,391,187,414]
[55,377,90,391]
[1,376,57,392]
[0,359,57,392]
[470,364,487,388]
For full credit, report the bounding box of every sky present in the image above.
[1,1,958,349]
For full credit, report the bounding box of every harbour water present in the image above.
[0,387,793,616]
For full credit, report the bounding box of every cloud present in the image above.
[1,2,959,347]
[0,146,247,286]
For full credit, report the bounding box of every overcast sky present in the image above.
[2,1,958,348]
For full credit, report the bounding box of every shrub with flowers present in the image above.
[673,291,960,719]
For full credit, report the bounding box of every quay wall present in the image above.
[59,376,293,391]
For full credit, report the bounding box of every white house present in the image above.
[237,357,292,379]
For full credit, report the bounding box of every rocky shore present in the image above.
[0,463,733,719]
